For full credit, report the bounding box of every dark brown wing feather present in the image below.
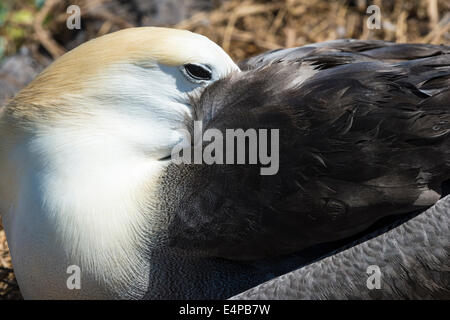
[160,41,450,261]
[232,195,450,299]
[239,39,450,69]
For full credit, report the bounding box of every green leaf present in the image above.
[5,26,26,41]
[35,0,46,9]
[11,9,34,25]
[0,4,9,28]
[0,36,6,60]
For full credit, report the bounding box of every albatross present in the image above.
[0,27,449,299]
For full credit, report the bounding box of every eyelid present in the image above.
[183,63,213,81]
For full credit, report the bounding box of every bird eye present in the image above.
[184,63,212,81]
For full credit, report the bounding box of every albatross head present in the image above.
[9,27,239,159]
[0,27,239,299]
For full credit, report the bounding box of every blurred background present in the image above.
[0,0,449,300]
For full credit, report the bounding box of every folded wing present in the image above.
[163,41,450,262]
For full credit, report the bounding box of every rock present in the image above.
[0,47,51,107]
[107,0,225,27]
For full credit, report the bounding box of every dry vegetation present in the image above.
[0,0,449,300]
[0,224,21,299]
[176,0,449,61]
